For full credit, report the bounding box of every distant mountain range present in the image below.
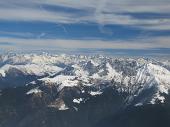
[0,53,170,127]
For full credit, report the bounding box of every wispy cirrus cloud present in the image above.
[0,36,170,56]
[0,0,170,56]
[0,0,170,30]
[0,36,170,50]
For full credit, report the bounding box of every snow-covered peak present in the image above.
[0,54,170,105]
[0,64,63,77]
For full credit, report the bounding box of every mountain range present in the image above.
[0,53,170,127]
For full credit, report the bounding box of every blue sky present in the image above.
[0,0,170,56]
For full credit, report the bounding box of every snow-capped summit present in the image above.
[0,53,170,106]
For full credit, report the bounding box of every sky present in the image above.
[0,0,170,56]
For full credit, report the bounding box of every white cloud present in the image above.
[0,8,79,23]
[0,0,170,30]
[0,36,170,51]
[0,0,170,54]
[0,31,34,37]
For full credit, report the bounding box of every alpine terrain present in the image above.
[0,53,170,127]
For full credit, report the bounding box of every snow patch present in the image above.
[135,103,143,107]
[26,88,42,95]
[150,92,166,104]
[90,91,103,96]
[0,70,6,77]
[59,103,69,111]
[73,98,83,104]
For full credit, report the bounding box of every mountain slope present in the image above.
[0,53,170,127]
[0,54,170,105]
